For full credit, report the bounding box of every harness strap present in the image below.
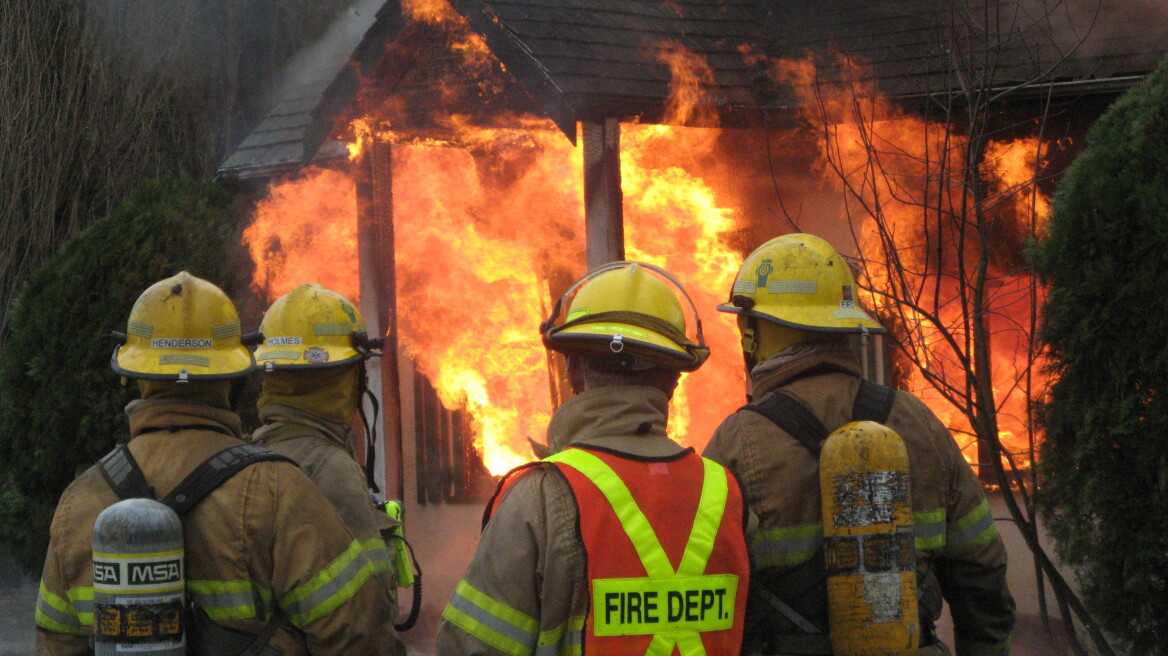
[739,378,896,455]
[98,442,297,656]
[851,378,897,423]
[160,444,295,517]
[754,586,821,634]
[742,392,830,455]
[98,444,155,500]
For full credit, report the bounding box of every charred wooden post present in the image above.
[583,119,624,268]
[356,139,404,500]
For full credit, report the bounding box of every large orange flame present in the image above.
[246,119,745,475]
[244,167,359,302]
[245,25,1052,478]
[751,51,1051,467]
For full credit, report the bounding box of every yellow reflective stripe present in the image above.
[645,631,708,656]
[913,508,947,550]
[756,510,950,563]
[535,615,585,656]
[546,449,673,578]
[67,586,94,626]
[360,538,393,575]
[187,580,274,621]
[678,459,728,576]
[675,633,706,656]
[282,539,377,627]
[752,522,822,568]
[35,581,86,635]
[646,633,674,656]
[443,579,539,656]
[945,499,998,554]
[547,449,728,656]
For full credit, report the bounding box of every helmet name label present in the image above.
[150,338,212,349]
[266,336,302,346]
[592,574,738,636]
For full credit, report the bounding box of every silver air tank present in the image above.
[92,498,185,655]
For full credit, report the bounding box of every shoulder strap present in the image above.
[100,443,296,517]
[161,444,296,517]
[740,379,897,457]
[482,461,544,530]
[99,444,155,500]
[851,379,897,424]
[741,391,830,456]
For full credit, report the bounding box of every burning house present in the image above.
[218,0,1168,643]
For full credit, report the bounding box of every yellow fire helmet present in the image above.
[253,282,382,370]
[718,233,886,334]
[111,271,255,381]
[541,262,710,372]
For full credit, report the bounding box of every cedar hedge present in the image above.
[0,178,251,571]
[1035,56,1168,655]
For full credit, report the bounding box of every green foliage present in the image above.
[0,178,251,572]
[1034,56,1168,655]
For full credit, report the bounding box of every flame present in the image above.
[401,0,459,25]
[245,28,1052,480]
[656,40,719,127]
[243,167,359,302]
[390,125,582,473]
[753,51,1051,468]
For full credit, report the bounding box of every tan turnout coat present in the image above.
[437,385,728,656]
[249,405,400,626]
[703,344,1015,656]
[36,400,396,656]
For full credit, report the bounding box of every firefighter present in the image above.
[35,271,397,655]
[437,262,751,656]
[703,234,1016,656]
[250,282,403,640]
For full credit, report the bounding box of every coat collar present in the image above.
[125,399,244,439]
[251,403,355,451]
[545,385,672,455]
[750,342,862,397]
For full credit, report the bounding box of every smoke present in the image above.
[1006,0,1168,64]
[83,0,355,156]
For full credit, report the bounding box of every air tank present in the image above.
[92,498,185,655]
[820,421,918,656]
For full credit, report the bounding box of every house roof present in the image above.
[219,0,1168,179]
[218,0,405,179]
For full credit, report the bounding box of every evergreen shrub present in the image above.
[0,178,251,571]
[1035,56,1168,655]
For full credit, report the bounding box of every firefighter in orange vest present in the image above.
[703,234,1015,656]
[437,261,751,656]
[35,272,397,655]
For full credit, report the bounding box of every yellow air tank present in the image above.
[819,421,918,656]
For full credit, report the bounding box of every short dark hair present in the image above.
[578,355,681,398]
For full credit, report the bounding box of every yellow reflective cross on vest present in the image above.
[546,447,748,656]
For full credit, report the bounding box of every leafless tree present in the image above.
[0,0,350,343]
[764,1,1116,654]
[0,0,173,339]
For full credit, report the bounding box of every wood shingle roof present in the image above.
[220,0,1168,179]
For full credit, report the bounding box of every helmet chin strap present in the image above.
[741,317,760,373]
[357,359,380,494]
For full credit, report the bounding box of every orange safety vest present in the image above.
[541,445,750,656]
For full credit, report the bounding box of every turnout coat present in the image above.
[703,343,1015,656]
[36,399,396,656]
